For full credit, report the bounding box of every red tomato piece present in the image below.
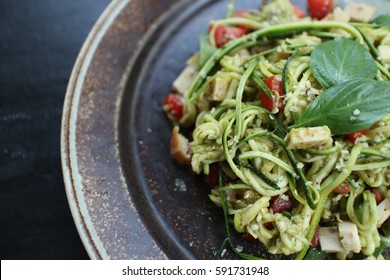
[345,129,368,143]
[307,0,334,20]
[162,93,183,120]
[372,188,385,205]
[259,76,285,111]
[292,5,306,18]
[242,232,256,241]
[310,226,320,248]
[333,181,351,194]
[235,9,254,33]
[214,24,247,48]
[271,196,294,213]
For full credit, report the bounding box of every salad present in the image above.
[162,0,390,260]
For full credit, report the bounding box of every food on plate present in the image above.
[163,0,390,259]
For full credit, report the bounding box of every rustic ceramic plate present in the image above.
[61,0,390,260]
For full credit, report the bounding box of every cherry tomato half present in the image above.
[333,181,351,194]
[259,76,285,111]
[242,232,257,241]
[213,24,247,48]
[372,188,385,205]
[345,129,368,143]
[292,5,306,18]
[235,9,254,33]
[162,93,184,120]
[307,0,334,20]
[310,227,320,248]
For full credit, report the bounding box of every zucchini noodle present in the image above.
[163,0,390,259]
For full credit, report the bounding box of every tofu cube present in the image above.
[172,53,199,94]
[319,227,345,253]
[338,221,361,253]
[170,126,191,165]
[377,197,390,227]
[344,3,376,23]
[284,126,332,150]
[378,45,390,65]
[172,66,198,95]
[186,52,199,68]
[204,76,231,101]
[325,7,351,22]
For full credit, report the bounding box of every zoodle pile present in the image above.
[162,0,390,259]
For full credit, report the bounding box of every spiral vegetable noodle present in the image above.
[163,0,390,259]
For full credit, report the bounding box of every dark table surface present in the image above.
[0,0,112,260]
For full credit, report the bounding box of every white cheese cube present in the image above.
[284,126,332,150]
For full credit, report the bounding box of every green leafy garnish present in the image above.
[373,15,390,28]
[304,248,330,260]
[295,79,390,135]
[310,37,377,89]
[199,34,217,68]
[294,37,390,135]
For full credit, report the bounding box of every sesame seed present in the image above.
[251,224,259,231]
[220,248,227,257]
[235,245,244,253]
[305,181,313,187]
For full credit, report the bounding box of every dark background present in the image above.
[0,0,112,259]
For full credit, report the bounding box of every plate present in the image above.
[61,0,390,260]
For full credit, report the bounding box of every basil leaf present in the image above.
[373,15,390,28]
[304,248,330,260]
[310,37,377,89]
[199,34,216,68]
[373,240,390,258]
[295,79,390,135]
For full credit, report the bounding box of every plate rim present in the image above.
[61,0,191,260]
[61,0,136,260]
